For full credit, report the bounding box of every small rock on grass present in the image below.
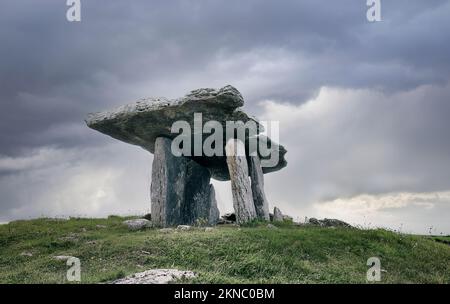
[273,207,283,222]
[123,219,152,230]
[159,228,174,233]
[267,224,278,229]
[177,225,192,231]
[53,255,75,261]
[111,269,196,284]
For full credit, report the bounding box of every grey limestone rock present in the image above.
[273,207,283,222]
[225,139,257,224]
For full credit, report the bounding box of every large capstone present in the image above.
[151,137,218,227]
[86,85,287,181]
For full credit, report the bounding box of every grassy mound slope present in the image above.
[0,216,448,283]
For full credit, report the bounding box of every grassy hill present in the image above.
[0,216,448,284]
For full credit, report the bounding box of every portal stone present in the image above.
[250,155,270,221]
[151,137,218,227]
[225,139,257,224]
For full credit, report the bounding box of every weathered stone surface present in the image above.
[273,207,283,222]
[53,255,75,261]
[182,162,218,226]
[308,218,352,228]
[158,228,174,233]
[122,219,152,230]
[250,155,270,220]
[111,269,196,284]
[151,137,186,227]
[176,225,192,231]
[208,185,220,225]
[225,139,257,224]
[86,85,287,181]
[151,137,219,227]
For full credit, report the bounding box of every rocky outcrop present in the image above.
[250,155,270,220]
[273,207,283,222]
[225,139,257,224]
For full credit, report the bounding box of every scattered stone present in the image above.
[151,137,218,227]
[111,269,196,284]
[53,255,74,261]
[177,225,192,231]
[204,227,214,232]
[20,251,33,257]
[308,218,321,225]
[308,218,352,228]
[321,218,352,228]
[158,228,174,233]
[96,224,107,228]
[267,224,278,229]
[123,219,152,230]
[81,228,87,232]
[250,155,270,220]
[273,207,283,222]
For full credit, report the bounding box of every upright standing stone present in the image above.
[225,139,257,224]
[182,161,219,225]
[151,137,186,227]
[250,155,270,221]
[273,207,283,222]
[208,185,220,225]
[151,137,219,227]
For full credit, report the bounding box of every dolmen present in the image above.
[85,85,287,227]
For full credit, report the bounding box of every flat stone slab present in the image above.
[111,269,196,284]
[122,219,152,230]
[86,85,286,181]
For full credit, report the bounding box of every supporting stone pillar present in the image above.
[182,161,219,226]
[151,137,186,227]
[250,155,270,221]
[225,139,257,224]
[151,137,219,227]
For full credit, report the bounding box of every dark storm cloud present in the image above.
[1,0,450,155]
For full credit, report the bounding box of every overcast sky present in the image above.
[1,0,449,234]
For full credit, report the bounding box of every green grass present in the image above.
[0,216,448,284]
